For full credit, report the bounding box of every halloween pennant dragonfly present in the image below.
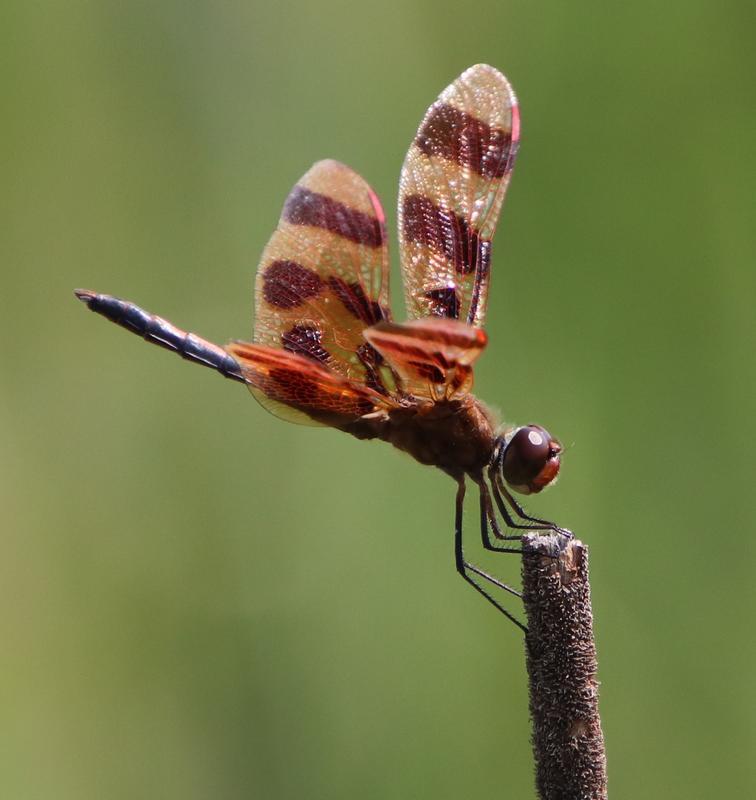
[76,64,569,631]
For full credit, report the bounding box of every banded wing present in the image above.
[227,342,388,428]
[398,64,519,329]
[246,159,398,422]
[364,317,487,401]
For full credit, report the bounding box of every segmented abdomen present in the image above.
[75,290,245,383]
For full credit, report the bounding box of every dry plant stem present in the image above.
[521,533,607,800]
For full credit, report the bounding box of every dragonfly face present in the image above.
[498,425,562,495]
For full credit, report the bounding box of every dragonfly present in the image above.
[75,64,569,631]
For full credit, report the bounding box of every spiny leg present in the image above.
[460,478,526,595]
[487,465,565,535]
[470,482,523,600]
[493,468,572,537]
[499,483,573,537]
[464,562,521,598]
[478,478,523,543]
[487,477,573,561]
[492,446,571,534]
[454,480,527,633]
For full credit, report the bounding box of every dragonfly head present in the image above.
[497,425,561,495]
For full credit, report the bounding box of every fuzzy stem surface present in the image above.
[522,534,607,800]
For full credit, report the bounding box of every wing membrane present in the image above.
[228,341,391,426]
[254,160,394,403]
[398,64,519,329]
[364,318,487,400]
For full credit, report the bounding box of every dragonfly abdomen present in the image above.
[74,290,246,383]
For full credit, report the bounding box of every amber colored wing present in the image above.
[364,317,487,401]
[253,161,396,412]
[398,64,519,329]
[227,341,392,427]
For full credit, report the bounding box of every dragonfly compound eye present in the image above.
[501,425,562,495]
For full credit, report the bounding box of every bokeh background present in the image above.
[2,1,755,797]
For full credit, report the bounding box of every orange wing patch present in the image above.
[364,317,487,401]
[227,341,391,426]
[254,160,394,398]
[398,64,519,329]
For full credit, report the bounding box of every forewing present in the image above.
[254,160,395,399]
[364,318,487,400]
[227,342,391,427]
[398,64,519,329]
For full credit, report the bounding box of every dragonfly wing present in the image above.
[398,64,519,329]
[364,317,487,400]
[248,160,398,422]
[227,341,393,427]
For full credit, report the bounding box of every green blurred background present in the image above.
[2,1,755,797]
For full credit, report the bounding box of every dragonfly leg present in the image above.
[492,449,572,536]
[478,478,524,543]
[487,465,571,537]
[454,479,527,633]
